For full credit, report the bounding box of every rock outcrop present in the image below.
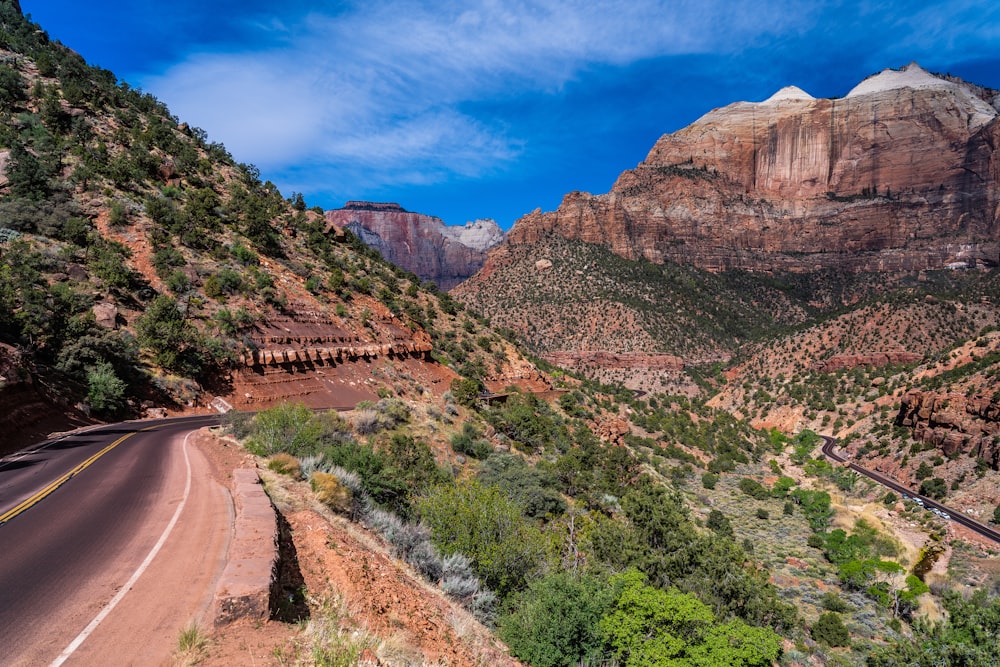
[504,63,1000,273]
[896,390,1000,469]
[325,202,504,290]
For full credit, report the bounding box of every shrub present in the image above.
[919,477,947,500]
[707,509,734,538]
[820,592,851,612]
[499,572,616,667]
[756,508,770,520]
[352,408,381,435]
[738,477,770,500]
[701,472,718,489]
[451,423,491,459]
[249,402,324,457]
[267,453,301,478]
[310,472,352,514]
[418,479,548,598]
[86,360,127,416]
[812,611,850,647]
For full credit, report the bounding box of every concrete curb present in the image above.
[212,468,278,626]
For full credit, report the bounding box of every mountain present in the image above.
[457,64,1000,388]
[325,201,504,290]
[504,63,1000,273]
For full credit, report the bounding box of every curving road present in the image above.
[0,415,230,666]
[820,435,1000,546]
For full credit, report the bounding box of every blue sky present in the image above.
[21,1,1000,229]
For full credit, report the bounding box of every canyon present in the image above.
[325,202,504,290]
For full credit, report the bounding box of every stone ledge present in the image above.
[212,468,278,626]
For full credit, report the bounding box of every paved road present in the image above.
[820,435,1000,546]
[0,415,227,666]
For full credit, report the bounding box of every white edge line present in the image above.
[49,430,195,667]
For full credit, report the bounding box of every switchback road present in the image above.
[0,415,231,666]
[820,435,1000,546]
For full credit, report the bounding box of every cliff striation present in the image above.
[505,63,1000,273]
[325,202,504,290]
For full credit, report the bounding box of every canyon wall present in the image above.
[325,202,504,290]
[505,64,1000,273]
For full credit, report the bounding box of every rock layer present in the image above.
[896,390,1000,469]
[325,202,504,290]
[504,64,1000,273]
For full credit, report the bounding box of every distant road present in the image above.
[0,414,225,666]
[820,435,1000,546]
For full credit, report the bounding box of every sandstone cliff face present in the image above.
[896,389,1000,470]
[506,64,1000,273]
[325,202,504,290]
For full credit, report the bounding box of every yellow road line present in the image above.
[0,431,138,526]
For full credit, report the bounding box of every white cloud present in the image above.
[140,0,823,187]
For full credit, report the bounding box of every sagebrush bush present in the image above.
[267,452,301,478]
[352,408,381,435]
[310,472,353,514]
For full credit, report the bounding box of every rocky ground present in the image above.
[184,429,517,667]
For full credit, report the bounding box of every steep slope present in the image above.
[505,63,1000,273]
[0,4,530,429]
[325,201,503,290]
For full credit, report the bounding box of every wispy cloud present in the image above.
[142,0,817,188]
[139,0,1000,204]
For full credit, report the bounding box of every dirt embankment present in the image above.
[191,430,517,667]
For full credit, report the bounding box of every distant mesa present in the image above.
[325,201,504,290]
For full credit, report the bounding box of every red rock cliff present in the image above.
[506,64,1000,273]
[325,202,503,290]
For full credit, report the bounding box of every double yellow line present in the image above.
[0,430,143,526]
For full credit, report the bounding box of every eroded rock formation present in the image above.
[505,63,1000,273]
[325,202,504,290]
[896,390,1000,469]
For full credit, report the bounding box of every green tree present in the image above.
[599,569,781,667]
[134,295,203,374]
[418,478,548,598]
[707,509,733,538]
[919,477,947,500]
[86,360,127,415]
[450,376,483,407]
[812,611,849,647]
[499,572,616,667]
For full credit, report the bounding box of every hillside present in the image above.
[0,3,532,448]
[2,4,999,666]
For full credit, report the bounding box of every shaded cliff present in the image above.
[325,202,503,290]
[506,63,1000,273]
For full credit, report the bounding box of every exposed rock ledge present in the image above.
[240,340,433,367]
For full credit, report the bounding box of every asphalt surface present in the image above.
[820,435,1000,546]
[0,415,220,666]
